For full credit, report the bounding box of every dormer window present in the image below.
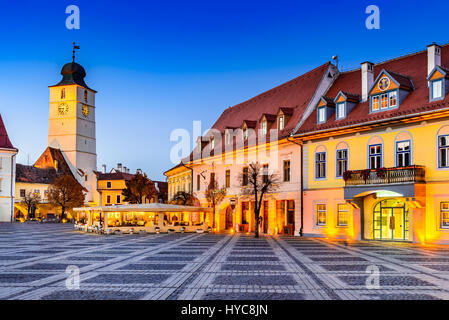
[336,102,345,120]
[210,137,215,149]
[261,121,267,135]
[243,127,248,141]
[369,70,413,113]
[278,116,284,130]
[432,80,443,100]
[317,107,326,123]
[428,66,449,102]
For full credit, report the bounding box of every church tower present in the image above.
[48,45,98,203]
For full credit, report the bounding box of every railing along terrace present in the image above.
[344,165,425,186]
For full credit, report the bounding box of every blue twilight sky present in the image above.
[0,0,448,180]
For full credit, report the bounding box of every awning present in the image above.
[74,203,213,213]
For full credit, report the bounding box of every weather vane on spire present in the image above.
[72,41,80,63]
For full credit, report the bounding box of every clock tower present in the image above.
[48,50,98,203]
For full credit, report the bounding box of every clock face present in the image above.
[58,103,69,115]
[378,77,390,91]
[82,105,90,118]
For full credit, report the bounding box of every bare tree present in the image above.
[239,162,279,238]
[205,176,227,229]
[21,191,41,219]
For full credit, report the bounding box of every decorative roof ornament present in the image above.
[72,41,80,63]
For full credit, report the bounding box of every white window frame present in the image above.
[433,80,443,100]
[318,107,326,123]
[336,102,345,119]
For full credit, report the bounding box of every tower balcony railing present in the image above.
[344,165,425,186]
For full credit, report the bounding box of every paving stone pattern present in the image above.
[1,223,449,300]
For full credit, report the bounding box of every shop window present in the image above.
[241,202,249,224]
[442,202,449,229]
[337,204,349,226]
[316,204,326,226]
[287,200,295,225]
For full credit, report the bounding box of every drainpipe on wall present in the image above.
[10,154,15,222]
[286,136,304,237]
[181,162,193,195]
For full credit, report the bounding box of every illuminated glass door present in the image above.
[373,199,409,241]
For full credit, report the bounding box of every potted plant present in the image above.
[376,167,387,179]
[361,169,371,182]
[343,170,353,181]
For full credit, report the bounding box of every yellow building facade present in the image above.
[295,43,449,244]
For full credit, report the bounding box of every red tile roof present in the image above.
[210,62,331,139]
[97,171,135,181]
[0,114,15,150]
[296,44,449,135]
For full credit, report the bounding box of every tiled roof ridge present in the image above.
[296,100,449,135]
[220,62,331,116]
[339,42,449,75]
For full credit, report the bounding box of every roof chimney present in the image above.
[102,164,106,174]
[136,169,142,174]
[427,43,441,76]
[361,61,374,102]
[117,163,122,172]
[123,166,127,173]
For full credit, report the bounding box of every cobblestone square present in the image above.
[2,223,449,300]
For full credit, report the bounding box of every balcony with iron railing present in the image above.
[344,165,425,186]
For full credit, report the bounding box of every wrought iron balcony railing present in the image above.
[344,165,425,186]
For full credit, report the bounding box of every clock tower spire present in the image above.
[47,45,98,203]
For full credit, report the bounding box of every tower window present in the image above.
[84,90,88,102]
[61,89,66,99]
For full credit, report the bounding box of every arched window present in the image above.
[336,142,349,178]
[394,131,412,167]
[315,145,327,179]
[367,136,384,169]
[437,125,449,168]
